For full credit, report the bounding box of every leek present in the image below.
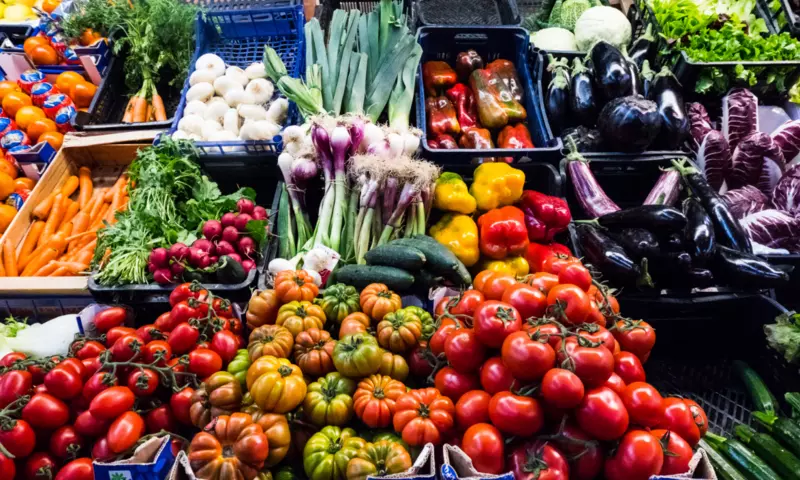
[388,43,422,129]
[333,10,361,114]
[346,53,368,114]
[365,35,417,122]
[326,10,347,112]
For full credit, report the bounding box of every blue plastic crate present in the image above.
[184,0,300,12]
[415,26,562,164]
[168,5,304,156]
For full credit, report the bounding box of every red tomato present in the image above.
[0,369,32,408]
[167,357,187,374]
[105,326,136,347]
[167,322,200,354]
[44,364,84,400]
[575,324,616,352]
[146,405,176,433]
[429,318,459,356]
[603,372,627,395]
[188,348,223,378]
[170,300,202,326]
[621,382,664,428]
[169,283,207,307]
[110,334,144,362]
[614,351,646,384]
[585,301,607,327]
[82,357,102,377]
[89,386,135,420]
[127,369,159,396]
[444,329,486,373]
[526,242,572,273]
[541,368,585,409]
[500,331,556,382]
[478,272,517,301]
[212,297,234,317]
[0,451,13,479]
[154,312,176,332]
[473,301,522,348]
[523,320,562,349]
[683,399,709,436]
[461,423,505,474]
[50,425,85,460]
[479,356,514,394]
[455,390,491,430]
[408,342,434,378]
[658,397,701,447]
[107,411,145,453]
[0,351,25,367]
[22,393,69,430]
[210,330,239,363]
[0,418,35,457]
[604,430,664,480]
[24,452,58,480]
[575,387,629,441]
[555,336,614,387]
[501,283,547,321]
[612,319,656,362]
[82,372,117,402]
[55,458,93,480]
[92,436,114,461]
[549,422,604,480]
[434,366,480,402]
[136,324,163,344]
[227,318,244,336]
[170,387,194,425]
[73,340,106,360]
[558,263,592,291]
[94,307,127,333]
[541,253,581,275]
[651,429,693,475]
[74,410,110,437]
[507,441,569,480]
[547,284,590,325]
[435,290,485,317]
[528,272,560,295]
[141,340,172,367]
[488,391,544,437]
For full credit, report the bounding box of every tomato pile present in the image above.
[427,253,710,480]
[0,283,245,480]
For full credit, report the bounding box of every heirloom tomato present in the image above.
[360,283,402,322]
[303,372,356,427]
[392,388,455,446]
[189,413,269,480]
[303,426,365,480]
[353,374,405,428]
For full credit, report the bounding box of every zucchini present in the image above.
[735,424,800,480]
[734,361,779,416]
[412,269,438,292]
[333,265,415,291]
[390,236,471,286]
[365,244,426,270]
[216,256,248,284]
[704,432,781,480]
[699,439,749,480]
[754,411,800,458]
[786,393,800,420]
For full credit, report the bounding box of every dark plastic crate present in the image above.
[0,25,32,47]
[416,26,562,164]
[759,0,800,36]
[167,6,304,157]
[184,0,298,10]
[318,0,413,30]
[416,0,520,26]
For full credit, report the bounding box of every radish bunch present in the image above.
[150,198,269,284]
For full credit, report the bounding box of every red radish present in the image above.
[252,206,268,220]
[237,198,255,215]
[241,259,256,273]
[226,253,242,264]
[221,226,239,244]
[188,247,208,268]
[170,262,185,276]
[221,212,237,228]
[153,268,173,284]
[205,256,218,267]
[234,214,252,232]
[192,239,215,255]
[148,262,158,273]
[168,243,189,261]
[215,240,236,256]
[238,237,256,258]
[149,248,169,268]
[202,220,223,241]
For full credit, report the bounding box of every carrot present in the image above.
[88,193,106,219]
[78,167,93,208]
[145,102,153,122]
[106,180,125,223]
[3,240,17,277]
[57,221,73,237]
[23,248,59,276]
[122,97,135,123]
[91,204,109,229]
[32,192,56,220]
[105,176,126,202]
[50,261,88,275]
[39,193,64,247]
[49,266,69,277]
[67,212,90,251]
[61,200,79,227]
[65,230,94,244]
[152,94,167,122]
[131,95,147,124]
[17,220,44,263]
[74,249,93,265]
[19,231,62,271]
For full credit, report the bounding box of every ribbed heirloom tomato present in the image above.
[392,388,455,446]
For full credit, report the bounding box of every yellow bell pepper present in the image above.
[434,172,477,214]
[430,213,479,267]
[469,163,525,211]
[480,256,530,277]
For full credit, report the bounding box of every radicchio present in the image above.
[740,209,800,252]
[727,132,784,192]
[771,119,800,164]
[687,102,714,147]
[696,130,731,191]
[723,88,759,151]
[722,185,770,219]
[773,163,800,216]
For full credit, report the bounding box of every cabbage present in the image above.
[574,6,632,52]
[530,28,577,51]
[559,0,592,30]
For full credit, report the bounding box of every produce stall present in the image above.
[2,0,800,479]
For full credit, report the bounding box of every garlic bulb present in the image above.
[195,53,225,78]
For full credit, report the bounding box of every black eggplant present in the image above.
[597,96,662,152]
[569,58,597,127]
[661,232,685,251]
[673,160,752,253]
[686,268,714,288]
[640,61,655,100]
[649,251,693,287]
[576,224,652,287]
[650,66,689,150]
[628,61,644,96]
[682,197,715,260]
[629,24,657,70]
[610,228,660,259]
[546,55,570,136]
[563,126,604,152]
[590,41,634,101]
[714,246,791,287]
[597,205,687,233]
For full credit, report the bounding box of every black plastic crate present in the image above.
[416,26,563,164]
[416,0,520,26]
[759,0,800,36]
[0,25,32,47]
[318,0,413,30]
[184,0,298,10]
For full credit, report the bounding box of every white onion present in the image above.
[201,120,222,140]
[238,104,268,121]
[265,98,288,124]
[213,76,241,97]
[189,70,217,86]
[177,114,204,135]
[223,108,240,135]
[224,89,255,107]
[225,66,249,87]
[204,101,228,123]
[186,82,214,103]
[195,53,225,78]
[245,62,267,79]
[245,78,274,105]
[239,120,280,140]
[171,130,189,140]
[184,100,207,117]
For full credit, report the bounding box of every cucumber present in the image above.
[699,439,749,480]
[754,412,800,458]
[413,269,438,292]
[735,424,800,480]
[365,244,426,270]
[333,265,415,291]
[786,393,800,420]
[704,433,781,480]
[390,236,471,286]
[216,256,248,284]
[734,361,779,416]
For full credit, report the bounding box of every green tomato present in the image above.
[227,349,251,385]
[304,372,356,427]
[332,333,383,378]
[304,426,367,480]
[275,466,300,480]
[404,306,435,341]
[371,432,410,452]
[316,283,361,325]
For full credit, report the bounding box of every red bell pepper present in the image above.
[525,242,572,273]
[477,206,530,259]
[517,190,572,243]
[427,134,458,149]
[446,83,479,129]
[469,68,527,129]
[486,59,524,103]
[458,127,494,149]
[498,124,534,149]
[456,50,484,80]
[426,96,460,136]
[423,61,458,96]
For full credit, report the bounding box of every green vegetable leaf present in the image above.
[245,219,269,249]
[765,311,800,363]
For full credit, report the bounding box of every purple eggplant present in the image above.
[546,55,571,136]
[643,167,681,206]
[569,57,597,128]
[640,61,655,100]
[597,95,662,152]
[714,245,790,287]
[629,24,657,71]
[610,228,660,259]
[575,223,652,287]
[566,140,620,217]
[682,196,715,260]
[590,41,634,101]
[650,66,689,150]
[597,205,687,233]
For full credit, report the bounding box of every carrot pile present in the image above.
[121,79,167,123]
[0,166,129,277]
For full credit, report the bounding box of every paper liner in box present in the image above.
[167,451,196,480]
[650,449,718,480]
[369,443,436,480]
[440,444,514,480]
[93,435,176,480]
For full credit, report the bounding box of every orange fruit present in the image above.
[0,160,18,180]
[23,36,49,56]
[0,172,14,200]
[69,82,96,108]
[29,44,58,66]
[80,29,103,47]
[26,118,56,142]
[15,105,45,131]
[56,72,84,95]
[42,0,60,13]
[0,204,15,233]
[38,131,63,150]
[3,92,31,118]
[13,177,33,190]
[0,81,21,103]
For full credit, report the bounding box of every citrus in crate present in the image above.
[15,106,45,131]
[3,92,31,118]
[38,131,62,150]
[70,82,96,108]
[0,81,21,103]
[0,160,17,180]
[27,118,56,142]
[23,37,48,56]
[29,44,58,65]
[56,72,84,95]
[0,204,14,233]
[0,172,14,199]
[13,178,33,190]
[42,0,60,13]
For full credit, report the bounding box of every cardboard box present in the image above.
[94,436,177,480]
[440,445,515,480]
[0,130,159,295]
[650,449,718,480]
